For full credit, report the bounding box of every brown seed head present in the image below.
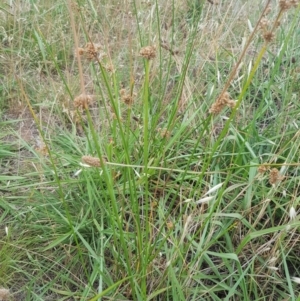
[263,31,275,43]
[104,63,114,73]
[226,99,237,109]
[82,155,105,167]
[258,164,269,174]
[209,101,224,115]
[140,46,156,60]
[74,94,93,110]
[209,91,236,115]
[290,0,299,7]
[120,89,134,105]
[259,18,269,31]
[82,42,102,60]
[279,0,291,10]
[120,88,126,96]
[77,47,85,55]
[122,94,134,106]
[269,168,283,184]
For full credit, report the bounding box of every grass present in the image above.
[1,0,300,300]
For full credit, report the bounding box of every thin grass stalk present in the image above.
[67,0,85,94]
[140,57,151,298]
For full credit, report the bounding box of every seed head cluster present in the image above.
[279,0,299,10]
[104,63,114,73]
[140,46,156,60]
[263,31,275,43]
[269,168,283,184]
[258,1,299,43]
[120,88,134,106]
[77,42,103,60]
[209,92,236,115]
[74,94,93,110]
[258,17,277,43]
[258,164,269,174]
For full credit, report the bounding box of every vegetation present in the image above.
[0,0,300,300]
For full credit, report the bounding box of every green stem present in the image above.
[143,60,150,170]
[141,58,151,298]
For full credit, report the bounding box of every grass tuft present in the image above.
[1,0,300,300]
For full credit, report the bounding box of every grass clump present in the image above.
[0,0,300,300]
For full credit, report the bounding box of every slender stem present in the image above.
[67,0,85,94]
[141,58,151,298]
[143,60,150,170]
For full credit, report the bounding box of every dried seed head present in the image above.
[74,94,93,110]
[77,42,103,60]
[258,164,269,174]
[122,94,134,106]
[85,42,102,60]
[209,102,223,115]
[77,47,85,56]
[259,18,270,31]
[81,155,105,167]
[104,63,114,73]
[120,88,126,96]
[120,89,134,105]
[226,99,237,108]
[140,45,156,60]
[269,168,283,184]
[209,91,236,115]
[263,31,275,43]
[290,0,299,8]
[279,0,291,10]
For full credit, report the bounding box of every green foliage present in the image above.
[0,0,300,300]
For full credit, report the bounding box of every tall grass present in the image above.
[1,0,300,300]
